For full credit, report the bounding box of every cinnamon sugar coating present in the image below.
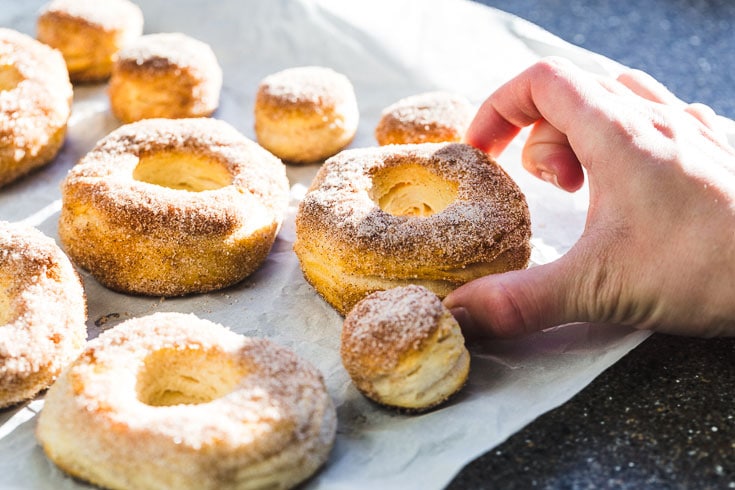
[109,33,222,122]
[294,142,531,315]
[375,91,474,145]
[254,66,359,164]
[0,28,72,188]
[37,0,144,83]
[341,285,445,374]
[0,221,87,408]
[36,312,336,490]
[341,285,470,411]
[59,118,289,296]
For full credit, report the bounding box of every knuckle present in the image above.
[476,280,533,338]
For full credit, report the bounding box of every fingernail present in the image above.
[450,307,478,338]
[540,171,560,188]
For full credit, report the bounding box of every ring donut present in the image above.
[36,0,144,83]
[36,312,337,490]
[0,221,86,409]
[294,142,531,315]
[0,28,72,188]
[59,118,289,296]
[109,32,222,123]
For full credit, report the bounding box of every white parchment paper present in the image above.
[0,0,703,488]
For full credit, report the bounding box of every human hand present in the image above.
[444,57,735,338]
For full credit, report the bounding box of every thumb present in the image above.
[443,256,584,339]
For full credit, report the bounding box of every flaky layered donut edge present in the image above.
[59,118,289,296]
[341,285,470,411]
[36,312,336,490]
[294,142,531,315]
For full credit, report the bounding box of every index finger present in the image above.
[465,57,612,157]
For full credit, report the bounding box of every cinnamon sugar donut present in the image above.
[294,142,531,315]
[59,118,289,296]
[37,0,144,83]
[109,33,222,123]
[341,285,469,411]
[0,221,86,409]
[254,66,359,164]
[36,312,336,490]
[0,28,72,188]
[375,91,474,145]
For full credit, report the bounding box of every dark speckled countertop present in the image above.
[450,1,735,488]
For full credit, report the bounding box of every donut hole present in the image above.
[133,151,233,192]
[136,347,242,406]
[370,164,458,217]
[0,64,22,92]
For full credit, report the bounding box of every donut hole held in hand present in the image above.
[136,347,243,406]
[369,164,458,217]
[133,151,233,192]
[0,64,22,91]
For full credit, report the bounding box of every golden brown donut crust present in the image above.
[59,118,289,296]
[37,0,144,83]
[375,91,474,145]
[294,142,531,315]
[341,285,470,411]
[36,312,336,490]
[0,221,86,409]
[0,28,72,188]
[109,33,222,123]
[254,66,359,164]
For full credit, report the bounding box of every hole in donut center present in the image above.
[136,347,242,407]
[133,151,233,192]
[0,274,12,325]
[370,164,458,217]
[0,65,22,92]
